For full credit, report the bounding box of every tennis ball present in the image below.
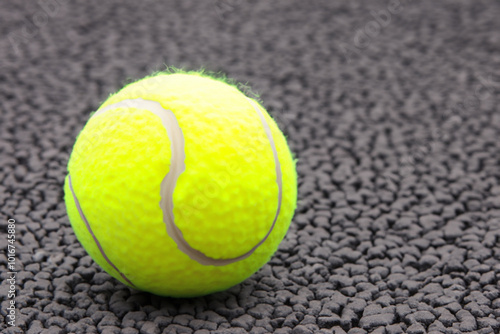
[64,71,297,297]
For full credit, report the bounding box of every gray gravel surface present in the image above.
[1,0,500,333]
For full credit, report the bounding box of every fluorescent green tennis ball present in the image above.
[64,71,297,297]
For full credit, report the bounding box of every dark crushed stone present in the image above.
[385,324,404,334]
[359,313,395,329]
[231,314,255,331]
[406,323,426,334]
[291,325,313,334]
[140,322,160,334]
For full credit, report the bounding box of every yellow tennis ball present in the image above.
[64,71,297,297]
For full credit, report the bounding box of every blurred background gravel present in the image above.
[1,0,500,333]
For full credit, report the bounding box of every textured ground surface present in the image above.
[1,0,500,333]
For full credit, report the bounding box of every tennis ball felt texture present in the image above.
[64,72,297,297]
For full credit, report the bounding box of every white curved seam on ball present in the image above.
[96,98,283,267]
[68,174,135,287]
[97,98,198,262]
[245,98,283,254]
[182,98,283,265]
